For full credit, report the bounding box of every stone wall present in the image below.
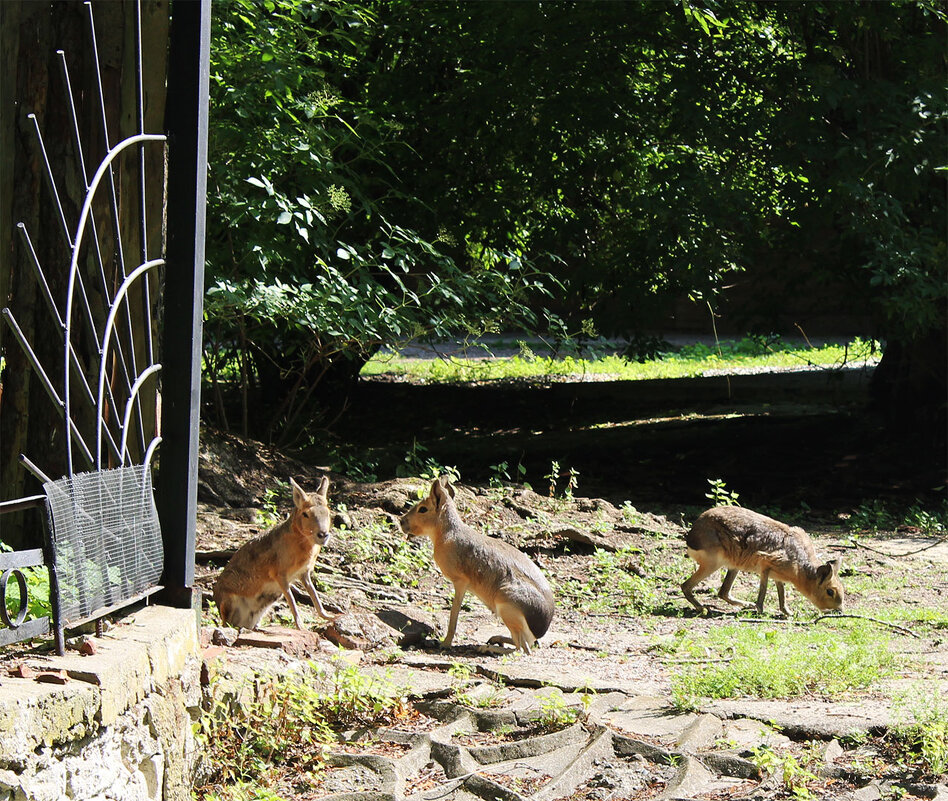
[0,606,202,801]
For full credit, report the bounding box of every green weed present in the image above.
[892,687,948,777]
[488,459,527,489]
[536,688,582,731]
[0,542,51,620]
[750,744,820,800]
[545,460,579,500]
[345,522,432,587]
[705,477,740,507]
[194,661,411,799]
[258,481,288,528]
[669,621,897,711]
[396,439,460,487]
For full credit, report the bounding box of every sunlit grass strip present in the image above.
[361,339,880,383]
[667,620,898,711]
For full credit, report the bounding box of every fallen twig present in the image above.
[853,537,947,559]
[809,613,920,639]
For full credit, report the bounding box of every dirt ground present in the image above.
[193,409,948,801]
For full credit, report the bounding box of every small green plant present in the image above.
[396,439,460,486]
[620,501,642,525]
[545,460,579,499]
[892,688,948,777]
[904,502,948,536]
[258,481,288,527]
[0,542,51,620]
[488,460,527,489]
[750,744,819,799]
[545,460,560,497]
[536,688,581,731]
[705,478,740,507]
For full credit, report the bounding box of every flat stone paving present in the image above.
[205,624,948,801]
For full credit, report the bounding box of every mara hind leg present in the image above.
[775,580,790,617]
[495,602,536,655]
[681,559,722,613]
[717,570,754,608]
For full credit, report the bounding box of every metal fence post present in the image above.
[156,0,210,608]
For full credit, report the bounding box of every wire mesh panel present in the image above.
[43,465,163,625]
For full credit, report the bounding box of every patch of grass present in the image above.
[194,661,413,800]
[705,477,741,507]
[891,685,948,778]
[361,337,880,384]
[843,498,948,535]
[344,522,433,587]
[554,541,686,616]
[667,620,898,711]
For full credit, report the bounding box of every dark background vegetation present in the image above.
[2,1,945,544]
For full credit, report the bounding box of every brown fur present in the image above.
[213,476,339,630]
[400,476,554,654]
[681,506,844,616]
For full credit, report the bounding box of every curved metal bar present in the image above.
[143,436,162,474]
[57,49,132,398]
[94,259,164,468]
[0,570,30,629]
[119,364,162,465]
[3,309,95,469]
[62,132,165,475]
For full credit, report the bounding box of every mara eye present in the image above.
[418,505,428,514]
[826,588,835,597]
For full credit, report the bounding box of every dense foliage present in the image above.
[205,0,946,442]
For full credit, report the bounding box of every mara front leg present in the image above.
[755,569,771,614]
[302,573,342,621]
[442,580,469,648]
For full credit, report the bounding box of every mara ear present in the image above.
[290,477,307,508]
[831,556,842,574]
[429,478,443,508]
[816,561,835,582]
[438,475,456,499]
[315,475,329,502]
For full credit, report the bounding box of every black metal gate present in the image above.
[0,0,209,654]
